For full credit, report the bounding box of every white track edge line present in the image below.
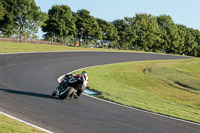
[0,111,53,133]
[58,65,200,126]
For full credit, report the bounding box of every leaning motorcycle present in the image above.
[52,77,75,99]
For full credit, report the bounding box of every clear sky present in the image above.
[35,0,200,38]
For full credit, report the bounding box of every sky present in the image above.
[35,0,200,38]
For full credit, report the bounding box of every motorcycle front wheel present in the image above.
[59,87,75,100]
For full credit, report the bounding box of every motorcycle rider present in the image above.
[52,71,88,99]
[70,71,88,99]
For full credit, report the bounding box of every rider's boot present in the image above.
[72,91,78,99]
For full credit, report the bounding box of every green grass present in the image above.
[0,114,46,133]
[0,41,180,56]
[74,58,200,123]
[0,41,128,53]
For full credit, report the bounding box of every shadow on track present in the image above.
[0,88,57,100]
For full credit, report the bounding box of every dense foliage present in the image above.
[0,0,42,40]
[0,1,5,20]
[0,1,200,56]
[42,5,76,44]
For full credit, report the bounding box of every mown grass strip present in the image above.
[74,58,200,123]
[0,41,126,53]
[0,41,179,56]
[0,113,47,133]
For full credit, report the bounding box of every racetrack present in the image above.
[0,51,199,133]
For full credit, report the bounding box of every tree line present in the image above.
[0,0,200,56]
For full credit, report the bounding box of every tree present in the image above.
[130,13,162,52]
[0,0,41,40]
[177,24,187,54]
[0,0,17,37]
[195,30,200,57]
[184,28,199,56]
[112,19,137,50]
[0,1,5,21]
[96,18,119,48]
[38,12,48,27]
[42,5,77,43]
[17,0,41,40]
[157,14,180,54]
[74,9,101,45]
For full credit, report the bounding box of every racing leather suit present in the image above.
[68,74,88,97]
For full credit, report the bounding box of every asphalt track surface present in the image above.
[0,51,199,133]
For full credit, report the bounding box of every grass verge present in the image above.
[0,114,46,133]
[74,58,200,123]
[0,41,126,53]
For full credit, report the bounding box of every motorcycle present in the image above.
[52,74,75,99]
[52,71,88,100]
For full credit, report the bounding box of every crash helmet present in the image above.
[81,71,88,81]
